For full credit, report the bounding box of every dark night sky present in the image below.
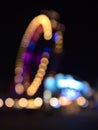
[0,1,98,94]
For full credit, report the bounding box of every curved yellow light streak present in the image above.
[21,14,52,48]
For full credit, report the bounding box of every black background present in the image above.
[0,0,98,93]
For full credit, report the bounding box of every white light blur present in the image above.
[43,90,52,103]
[49,97,60,108]
[61,88,80,100]
[57,78,84,91]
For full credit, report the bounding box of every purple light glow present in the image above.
[22,52,32,61]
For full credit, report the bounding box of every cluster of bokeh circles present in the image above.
[0,10,98,113]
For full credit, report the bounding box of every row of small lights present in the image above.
[0,97,43,109]
[0,95,89,110]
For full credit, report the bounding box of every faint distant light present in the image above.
[27,41,35,51]
[50,97,60,108]
[5,98,14,108]
[34,97,43,107]
[65,101,81,114]
[94,91,98,101]
[82,100,89,108]
[43,47,51,56]
[0,98,3,108]
[82,81,92,96]
[14,74,23,83]
[59,96,72,106]
[15,83,24,95]
[42,52,50,59]
[27,86,35,96]
[76,96,88,108]
[37,68,46,78]
[52,32,61,42]
[18,98,28,108]
[51,19,58,29]
[41,9,60,20]
[43,90,52,103]
[15,67,23,75]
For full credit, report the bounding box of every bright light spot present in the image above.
[27,82,39,96]
[52,32,61,42]
[41,57,49,65]
[27,41,35,51]
[0,98,3,107]
[50,97,60,108]
[18,98,28,108]
[57,78,83,90]
[5,98,14,108]
[59,96,72,106]
[76,96,88,107]
[39,63,47,70]
[34,97,43,107]
[61,89,80,100]
[15,83,24,95]
[36,67,46,79]
[21,14,52,47]
[44,76,56,92]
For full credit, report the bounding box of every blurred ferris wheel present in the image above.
[13,10,65,98]
[0,10,94,111]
